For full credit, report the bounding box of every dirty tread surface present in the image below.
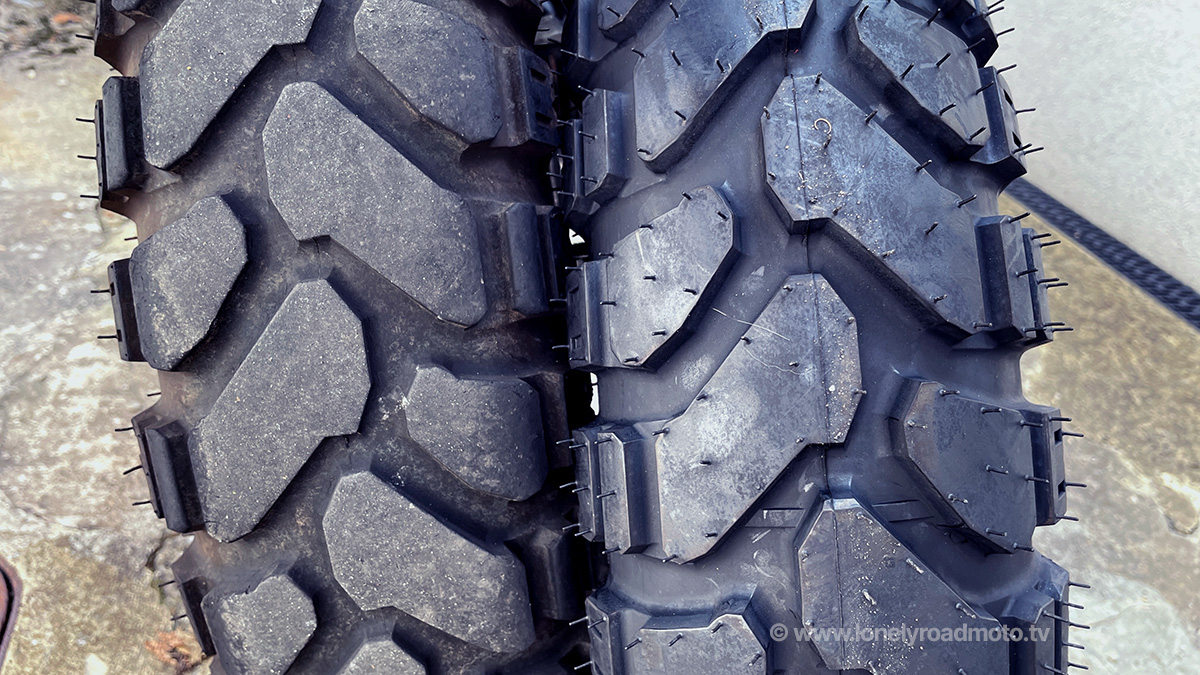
[263,82,488,326]
[138,0,322,166]
[203,574,317,675]
[192,280,370,542]
[562,0,1078,672]
[128,194,246,370]
[324,472,536,653]
[93,0,578,672]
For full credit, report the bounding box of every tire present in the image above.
[555,0,1083,673]
[88,0,594,672]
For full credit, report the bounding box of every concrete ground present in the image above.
[0,26,1197,675]
[1009,193,1200,672]
[0,50,207,673]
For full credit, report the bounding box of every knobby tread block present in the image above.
[323,472,536,654]
[202,574,317,675]
[563,0,1077,671]
[96,76,146,195]
[798,498,1008,674]
[632,0,814,169]
[264,82,488,327]
[649,274,860,560]
[405,364,548,501]
[566,186,739,369]
[138,0,321,166]
[574,274,862,562]
[763,73,987,333]
[356,0,502,143]
[192,280,370,541]
[971,67,1028,181]
[587,595,769,674]
[847,0,990,153]
[129,195,247,370]
[889,379,1038,553]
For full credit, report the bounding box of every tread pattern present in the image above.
[323,472,536,653]
[263,82,488,326]
[193,280,370,542]
[356,0,502,142]
[586,595,768,674]
[847,0,990,153]
[139,0,322,166]
[203,574,317,675]
[340,639,425,675]
[799,498,1009,674]
[763,73,986,332]
[406,365,548,501]
[561,0,1083,672]
[90,0,581,671]
[573,273,861,562]
[630,0,813,169]
[889,379,1045,553]
[566,186,738,369]
[128,195,247,370]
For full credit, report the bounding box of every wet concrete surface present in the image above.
[0,36,1196,675]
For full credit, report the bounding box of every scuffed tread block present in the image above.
[355,0,502,143]
[762,74,988,333]
[138,0,321,166]
[798,498,1008,674]
[889,379,1038,553]
[339,638,426,675]
[192,280,370,541]
[264,82,487,326]
[652,274,861,561]
[633,0,814,169]
[323,472,536,653]
[566,186,738,369]
[405,364,548,502]
[846,0,990,152]
[129,195,247,370]
[202,574,317,675]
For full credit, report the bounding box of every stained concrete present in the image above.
[0,50,207,673]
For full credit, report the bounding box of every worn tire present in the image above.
[89,0,594,672]
[555,0,1084,673]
